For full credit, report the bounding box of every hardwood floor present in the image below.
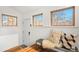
[4,44,57,52]
[17,44,42,52]
[4,44,42,52]
[4,45,27,52]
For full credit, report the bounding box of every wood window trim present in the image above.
[50,6,75,26]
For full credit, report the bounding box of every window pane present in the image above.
[51,7,74,26]
[13,17,17,25]
[33,14,43,26]
[2,15,8,26]
[8,16,13,25]
[2,14,17,26]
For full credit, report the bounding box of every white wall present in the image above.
[75,6,79,48]
[0,34,18,51]
[24,6,79,46]
[1,6,78,50]
[0,7,23,51]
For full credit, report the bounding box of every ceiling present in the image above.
[10,6,47,14]
[10,6,54,15]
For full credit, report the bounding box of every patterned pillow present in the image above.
[60,33,76,50]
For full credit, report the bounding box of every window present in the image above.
[33,13,43,26]
[2,14,17,26]
[51,7,75,26]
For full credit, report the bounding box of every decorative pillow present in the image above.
[48,36,54,43]
[50,32,64,46]
[46,31,64,48]
[68,41,75,47]
[42,40,56,49]
[62,37,71,49]
[61,33,76,50]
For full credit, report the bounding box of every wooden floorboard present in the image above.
[4,44,57,52]
[4,45,27,52]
